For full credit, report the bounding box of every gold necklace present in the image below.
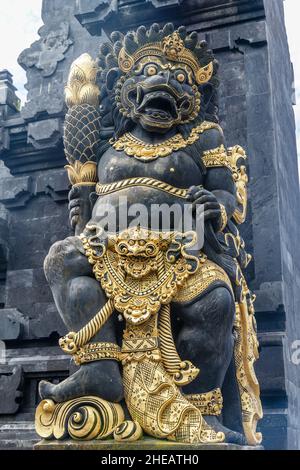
[111,121,221,161]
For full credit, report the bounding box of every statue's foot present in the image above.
[203,416,247,446]
[39,361,123,403]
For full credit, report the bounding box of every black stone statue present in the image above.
[35,23,263,447]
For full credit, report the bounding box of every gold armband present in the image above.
[202,145,248,225]
[73,342,121,365]
[185,388,223,416]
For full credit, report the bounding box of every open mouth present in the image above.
[136,90,178,121]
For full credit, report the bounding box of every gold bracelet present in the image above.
[219,204,228,232]
[73,342,121,365]
[185,388,223,416]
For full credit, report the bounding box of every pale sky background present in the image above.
[0,0,299,158]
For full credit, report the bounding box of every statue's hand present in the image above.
[68,185,95,235]
[187,186,222,231]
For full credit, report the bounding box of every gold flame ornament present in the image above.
[65,53,100,108]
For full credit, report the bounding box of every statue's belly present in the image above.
[91,187,191,233]
[98,149,203,189]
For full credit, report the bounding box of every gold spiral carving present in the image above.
[113,420,143,442]
[35,397,125,441]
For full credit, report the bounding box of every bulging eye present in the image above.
[176,72,186,83]
[177,74,185,83]
[146,65,158,76]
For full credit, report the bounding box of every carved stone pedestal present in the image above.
[35,439,263,451]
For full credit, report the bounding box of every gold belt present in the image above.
[96,177,188,199]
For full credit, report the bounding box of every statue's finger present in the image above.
[203,209,220,220]
[70,206,80,218]
[69,214,79,229]
[68,185,80,201]
[68,198,81,211]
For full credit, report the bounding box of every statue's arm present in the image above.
[188,127,237,233]
[68,184,97,235]
[203,128,249,228]
[204,167,237,219]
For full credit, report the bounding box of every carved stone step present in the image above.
[0,422,38,449]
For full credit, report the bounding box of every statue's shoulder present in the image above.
[198,121,225,154]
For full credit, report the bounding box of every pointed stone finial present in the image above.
[0,69,21,116]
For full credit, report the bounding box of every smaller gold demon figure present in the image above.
[35,23,262,447]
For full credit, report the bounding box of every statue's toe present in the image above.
[39,380,57,400]
[203,415,247,446]
[225,430,247,446]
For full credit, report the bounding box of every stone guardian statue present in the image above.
[35,23,262,447]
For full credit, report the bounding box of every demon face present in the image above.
[115,55,201,133]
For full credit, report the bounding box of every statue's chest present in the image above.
[98,148,204,187]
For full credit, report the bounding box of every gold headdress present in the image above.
[118,31,213,85]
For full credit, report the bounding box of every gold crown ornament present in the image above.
[118,31,213,85]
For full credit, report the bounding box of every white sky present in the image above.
[0,0,299,156]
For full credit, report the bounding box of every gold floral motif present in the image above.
[118,32,213,86]
[162,32,187,61]
[185,389,223,416]
[112,121,221,161]
[65,160,97,186]
[35,396,124,441]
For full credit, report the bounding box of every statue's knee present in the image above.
[68,276,105,310]
[177,287,235,360]
[178,286,234,328]
[212,287,235,318]
[186,287,234,322]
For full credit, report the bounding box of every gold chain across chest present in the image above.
[110,121,221,161]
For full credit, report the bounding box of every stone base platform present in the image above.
[35,438,263,451]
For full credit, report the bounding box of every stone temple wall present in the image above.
[0,0,299,449]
